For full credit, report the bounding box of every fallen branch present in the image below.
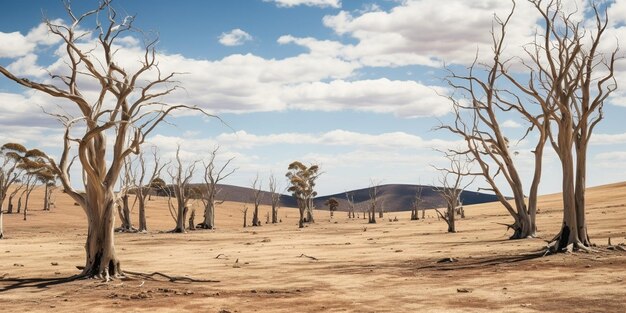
[298,254,319,261]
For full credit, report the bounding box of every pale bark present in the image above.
[0,1,214,278]
[250,175,263,227]
[198,146,235,230]
[269,174,280,224]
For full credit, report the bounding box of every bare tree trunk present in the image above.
[447,204,456,233]
[17,197,22,214]
[0,209,3,239]
[298,206,304,228]
[81,190,122,280]
[138,195,147,232]
[243,210,248,228]
[7,195,13,214]
[421,209,425,220]
[272,205,278,224]
[574,142,590,246]
[188,209,196,231]
[202,201,215,229]
[252,206,260,227]
[43,184,49,211]
[121,194,132,231]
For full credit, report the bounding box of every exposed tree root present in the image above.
[76,266,219,283]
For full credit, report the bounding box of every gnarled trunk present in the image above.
[574,142,590,246]
[81,190,122,280]
[271,205,278,224]
[199,201,215,229]
[138,196,147,232]
[7,195,13,214]
[447,205,456,233]
[252,206,260,227]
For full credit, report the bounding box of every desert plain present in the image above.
[1,182,625,313]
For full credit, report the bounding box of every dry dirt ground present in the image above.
[1,182,626,312]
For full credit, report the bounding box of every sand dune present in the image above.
[0,182,625,312]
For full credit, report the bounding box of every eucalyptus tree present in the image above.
[0,1,213,279]
[286,161,320,228]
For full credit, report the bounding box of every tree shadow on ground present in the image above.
[414,252,545,271]
[0,275,82,292]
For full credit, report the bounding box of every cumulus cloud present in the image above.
[591,132,626,145]
[321,0,542,67]
[282,79,451,118]
[266,0,340,8]
[218,29,253,46]
[216,129,461,150]
[0,20,63,58]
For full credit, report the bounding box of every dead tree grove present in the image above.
[0,1,213,279]
[167,147,198,233]
[197,146,235,230]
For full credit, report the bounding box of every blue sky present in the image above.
[0,0,625,197]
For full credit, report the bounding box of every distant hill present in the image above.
[157,183,500,212]
[313,184,501,212]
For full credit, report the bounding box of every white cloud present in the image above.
[216,129,461,150]
[282,79,450,118]
[218,29,253,46]
[595,151,626,161]
[0,20,63,58]
[266,0,340,8]
[591,132,626,145]
[502,119,522,128]
[321,0,541,67]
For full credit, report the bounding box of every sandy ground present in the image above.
[1,182,626,312]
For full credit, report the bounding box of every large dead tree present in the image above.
[197,146,235,230]
[434,155,474,233]
[268,173,281,224]
[167,146,198,233]
[0,1,213,278]
[286,161,320,228]
[439,3,546,239]
[250,174,264,227]
[514,0,617,252]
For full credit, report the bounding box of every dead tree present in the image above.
[0,1,214,279]
[116,157,135,232]
[286,161,320,228]
[368,181,379,224]
[434,155,474,233]
[132,147,167,232]
[197,146,235,230]
[250,174,264,227]
[268,173,281,224]
[503,1,617,252]
[345,192,356,219]
[241,205,249,228]
[167,146,198,233]
[410,186,424,221]
[439,3,545,239]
